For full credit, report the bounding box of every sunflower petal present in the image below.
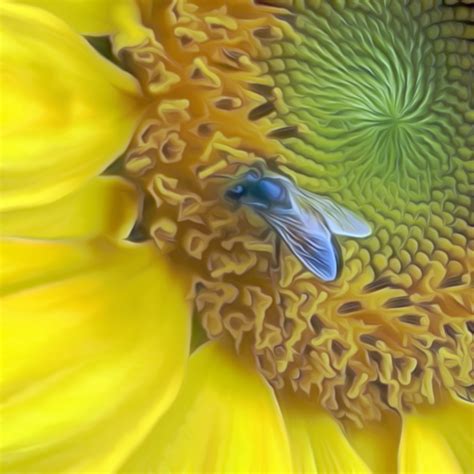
[280,394,371,473]
[345,413,401,474]
[398,399,472,474]
[345,412,401,474]
[10,0,149,46]
[120,341,293,473]
[0,176,138,240]
[0,239,190,473]
[0,3,143,212]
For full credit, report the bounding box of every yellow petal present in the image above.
[120,341,293,473]
[280,393,371,473]
[399,398,473,474]
[9,0,150,46]
[0,238,190,473]
[0,176,138,240]
[345,413,401,474]
[0,3,143,212]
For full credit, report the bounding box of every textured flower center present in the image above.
[122,0,473,426]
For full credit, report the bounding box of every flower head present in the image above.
[1,1,473,473]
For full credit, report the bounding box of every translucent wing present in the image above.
[260,206,341,282]
[298,189,371,238]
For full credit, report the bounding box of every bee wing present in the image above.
[298,190,371,238]
[262,207,341,282]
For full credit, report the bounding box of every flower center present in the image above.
[121,0,473,426]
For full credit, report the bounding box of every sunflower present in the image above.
[1,0,473,472]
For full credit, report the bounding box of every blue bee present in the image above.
[225,168,371,282]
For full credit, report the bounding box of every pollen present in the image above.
[122,0,473,426]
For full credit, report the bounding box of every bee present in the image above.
[224,168,371,282]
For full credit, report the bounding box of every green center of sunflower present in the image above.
[120,0,473,426]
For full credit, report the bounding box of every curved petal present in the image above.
[0,238,191,473]
[0,3,143,212]
[120,341,293,473]
[279,393,371,473]
[0,176,138,240]
[398,398,472,474]
[344,413,401,474]
[10,0,150,46]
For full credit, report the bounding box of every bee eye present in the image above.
[259,179,287,202]
[225,184,246,201]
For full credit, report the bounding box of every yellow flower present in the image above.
[1,1,473,473]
